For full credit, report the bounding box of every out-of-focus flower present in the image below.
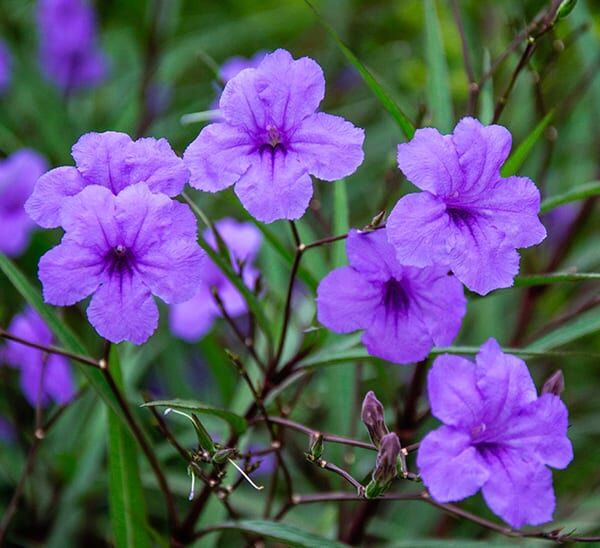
[417,339,573,528]
[37,0,107,91]
[38,184,206,344]
[26,131,188,229]
[0,149,48,257]
[184,48,365,223]
[170,218,261,342]
[0,39,11,93]
[387,117,546,295]
[316,229,466,364]
[4,307,75,407]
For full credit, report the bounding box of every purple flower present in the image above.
[0,40,11,93]
[387,118,546,295]
[0,149,48,257]
[184,48,365,223]
[37,183,206,344]
[417,339,573,528]
[37,0,107,91]
[4,307,75,407]
[170,218,261,341]
[26,131,189,229]
[316,229,466,364]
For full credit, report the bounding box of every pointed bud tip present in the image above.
[542,370,565,396]
[361,391,388,448]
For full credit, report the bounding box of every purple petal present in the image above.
[122,137,189,196]
[477,175,546,248]
[361,300,433,364]
[234,150,313,223]
[427,354,483,428]
[346,229,398,282]
[39,241,105,306]
[170,285,218,342]
[290,112,364,180]
[316,266,381,333]
[25,166,87,228]
[481,447,555,528]
[87,272,158,345]
[184,123,254,192]
[452,117,512,195]
[19,362,49,407]
[498,393,573,469]
[475,339,537,426]
[254,49,325,131]
[417,426,489,502]
[448,212,521,295]
[217,278,250,318]
[387,193,455,268]
[205,218,262,262]
[43,353,76,405]
[397,127,462,196]
[407,266,466,346]
[0,211,33,257]
[71,132,132,192]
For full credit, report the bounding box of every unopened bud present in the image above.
[557,0,577,20]
[212,448,238,464]
[542,370,565,396]
[361,391,389,448]
[309,432,324,461]
[365,432,401,498]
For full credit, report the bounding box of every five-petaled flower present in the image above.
[3,306,75,407]
[316,229,466,364]
[37,184,206,344]
[184,48,365,223]
[37,0,107,91]
[0,149,48,257]
[417,339,573,528]
[170,217,262,341]
[387,117,546,295]
[26,131,189,229]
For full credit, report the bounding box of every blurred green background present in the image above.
[1,0,600,545]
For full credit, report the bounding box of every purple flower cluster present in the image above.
[184,49,365,223]
[0,149,48,257]
[170,218,261,341]
[3,307,75,407]
[317,229,465,364]
[37,0,106,91]
[0,39,11,93]
[28,131,205,345]
[418,339,572,527]
[387,118,546,295]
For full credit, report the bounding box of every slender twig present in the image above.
[0,328,101,368]
[450,0,478,114]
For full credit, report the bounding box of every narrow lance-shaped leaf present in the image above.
[540,180,600,214]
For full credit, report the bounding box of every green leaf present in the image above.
[142,399,247,435]
[182,193,273,348]
[332,179,349,268]
[501,110,554,177]
[527,307,600,351]
[514,272,600,286]
[200,520,346,547]
[304,0,415,140]
[424,0,454,132]
[107,351,152,548]
[0,254,129,426]
[479,49,494,125]
[540,180,600,214]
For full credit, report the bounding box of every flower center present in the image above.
[446,207,474,225]
[267,124,281,147]
[382,278,409,312]
[105,244,134,275]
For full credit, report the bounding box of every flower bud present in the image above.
[557,0,577,20]
[212,448,238,464]
[365,432,401,499]
[542,370,565,396]
[361,391,389,448]
[308,432,324,461]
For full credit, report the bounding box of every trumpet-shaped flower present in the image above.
[316,229,466,364]
[0,149,48,257]
[184,48,365,223]
[26,131,189,228]
[170,218,261,341]
[387,118,546,295]
[4,307,75,407]
[417,339,573,528]
[38,184,205,344]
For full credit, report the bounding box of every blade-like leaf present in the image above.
[479,49,494,125]
[501,110,554,177]
[540,180,600,214]
[514,272,600,286]
[200,520,346,547]
[107,351,151,548]
[424,0,454,132]
[304,0,415,139]
[142,399,247,434]
[527,307,600,351]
